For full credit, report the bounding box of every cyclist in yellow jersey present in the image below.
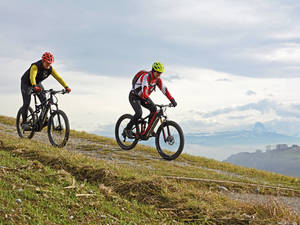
[20,52,71,130]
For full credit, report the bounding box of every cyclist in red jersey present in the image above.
[20,52,71,130]
[124,61,177,138]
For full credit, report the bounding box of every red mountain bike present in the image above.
[115,104,184,160]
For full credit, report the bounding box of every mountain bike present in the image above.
[16,89,70,147]
[115,104,184,160]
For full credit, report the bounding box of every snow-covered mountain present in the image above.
[185,122,300,147]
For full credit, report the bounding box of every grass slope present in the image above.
[0,115,299,224]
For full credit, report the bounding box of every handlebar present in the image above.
[32,89,69,95]
[45,89,68,95]
[155,103,174,108]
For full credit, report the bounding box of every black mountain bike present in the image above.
[16,89,70,147]
[115,104,184,160]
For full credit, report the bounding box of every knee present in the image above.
[22,99,30,107]
[135,111,142,118]
[150,106,157,113]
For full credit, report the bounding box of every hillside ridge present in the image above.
[0,115,300,224]
[225,144,300,177]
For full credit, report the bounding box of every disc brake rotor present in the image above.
[166,135,175,145]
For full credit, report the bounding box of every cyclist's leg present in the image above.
[36,83,46,104]
[141,97,156,124]
[21,82,32,123]
[126,91,142,130]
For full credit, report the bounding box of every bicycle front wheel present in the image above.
[48,110,70,147]
[16,106,36,139]
[155,120,184,160]
[115,114,139,150]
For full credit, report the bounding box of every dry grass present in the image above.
[0,114,300,224]
[0,131,299,224]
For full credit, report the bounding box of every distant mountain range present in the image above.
[93,122,300,161]
[224,144,300,177]
[185,122,300,147]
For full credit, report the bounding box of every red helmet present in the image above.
[42,52,54,64]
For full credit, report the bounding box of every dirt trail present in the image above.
[1,122,300,214]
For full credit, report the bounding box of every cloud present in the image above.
[199,99,300,119]
[163,73,181,82]
[271,28,300,40]
[197,100,273,118]
[3,1,300,141]
[216,78,232,82]
[228,115,249,120]
[264,119,300,136]
[181,98,300,135]
[180,119,221,133]
[157,0,275,27]
[246,90,256,96]
[246,43,300,64]
[1,0,300,79]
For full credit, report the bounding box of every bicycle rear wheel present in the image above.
[16,106,36,139]
[115,114,139,150]
[48,110,69,147]
[155,120,184,160]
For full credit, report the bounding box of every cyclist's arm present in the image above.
[51,68,68,88]
[29,64,38,86]
[141,73,150,99]
[157,78,174,100]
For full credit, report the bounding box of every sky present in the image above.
[1,1,300,159]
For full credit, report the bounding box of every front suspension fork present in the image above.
[161,118,171,143]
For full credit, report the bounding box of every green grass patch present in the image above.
[0,115,15,126]
[0,138,170,224]
[0,115,300,224]
[75,144,102,151]
[0,132,299,224]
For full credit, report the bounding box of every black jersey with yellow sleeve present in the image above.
[21,60,67,88]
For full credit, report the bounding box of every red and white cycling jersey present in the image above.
[132,71,174,100]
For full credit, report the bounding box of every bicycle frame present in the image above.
[29,89,65,132]
[136,104,171,140]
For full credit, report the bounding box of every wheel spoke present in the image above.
[48,110,69,147]
[156,121,184,160]
[115,114,139,150]
[16,107,35,139]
